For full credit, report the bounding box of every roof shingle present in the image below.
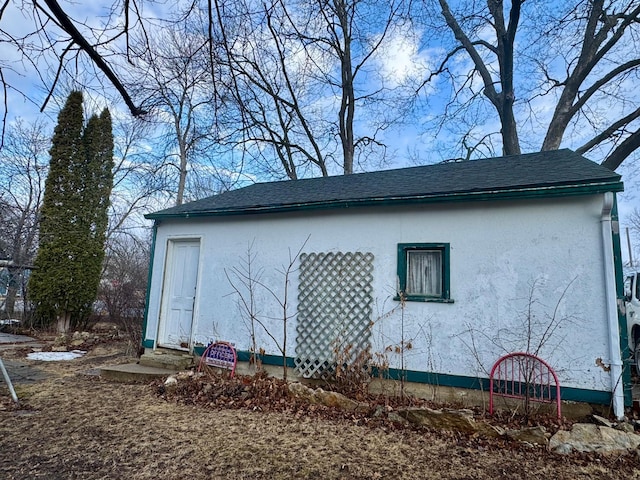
[147,149,622,219]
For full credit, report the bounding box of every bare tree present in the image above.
[98,233,150,355]
[213,0,332,179]
[107,116,169,240]
[226,236,309,380]
[1,1,237,193]
[128,19,223,205]
[421,0,640,169]
[0,119,49,316]
[7,0,639,175]
[300,0,406,175]
[0,0,147,142]
[213,0,407,179]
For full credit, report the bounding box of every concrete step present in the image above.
[139,350,194,371]
[99,363,178,383]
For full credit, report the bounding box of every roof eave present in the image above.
[145,180,624,221]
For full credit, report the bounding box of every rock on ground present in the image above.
[550,423,640,454]
[288,382,369,412]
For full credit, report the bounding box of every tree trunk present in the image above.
[498,100,521,156]
[336,0,355,175]
[440,0,522,157]
[176,133,188,206]
[488,0,521,156]
[57,312,71,333]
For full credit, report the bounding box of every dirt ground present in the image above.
[1,340,640,480]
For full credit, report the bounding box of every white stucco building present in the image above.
[142,150,630,416]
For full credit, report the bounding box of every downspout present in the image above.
[601,192,624,419]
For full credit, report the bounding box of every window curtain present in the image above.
[406,250,442,296]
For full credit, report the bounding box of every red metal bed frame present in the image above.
[489,352,561,419]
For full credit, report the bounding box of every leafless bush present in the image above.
[457,277,577,419]
[319,341,373,400]
[226,236,309,380]
[98,235,149,356]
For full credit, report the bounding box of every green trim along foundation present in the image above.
[191,346,612,406]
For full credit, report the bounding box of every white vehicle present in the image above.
[624,269,640,372]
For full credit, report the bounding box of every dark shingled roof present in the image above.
[146,149,622,220]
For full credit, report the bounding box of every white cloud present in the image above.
[372,28,430,88]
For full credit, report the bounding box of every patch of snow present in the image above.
[27,350,87,361]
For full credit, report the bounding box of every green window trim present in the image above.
[395,243,452,303]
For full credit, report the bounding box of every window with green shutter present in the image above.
[396,243,452,303]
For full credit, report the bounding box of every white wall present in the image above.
[146,194,614,392]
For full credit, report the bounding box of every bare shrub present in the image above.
[98,235,149,355]
[325,342,372,400]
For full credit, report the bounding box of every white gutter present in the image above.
[601,192,625,419]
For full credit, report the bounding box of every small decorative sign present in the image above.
[198,341,237,377]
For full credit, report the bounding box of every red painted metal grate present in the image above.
[489,352,561,419]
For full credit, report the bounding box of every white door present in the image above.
[158,239,200,349]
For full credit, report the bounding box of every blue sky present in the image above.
[1,0,638,262]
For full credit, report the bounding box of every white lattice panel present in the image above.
[295,251,374,378]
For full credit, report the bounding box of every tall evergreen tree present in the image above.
[29,92,114,331]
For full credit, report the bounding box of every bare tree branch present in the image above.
[40,0,145,116]
[601,128,640,171]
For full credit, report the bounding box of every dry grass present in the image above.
[1,342,639,479]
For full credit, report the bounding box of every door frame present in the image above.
[156,236,202,352]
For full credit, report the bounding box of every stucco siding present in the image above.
[145,194,613,393]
